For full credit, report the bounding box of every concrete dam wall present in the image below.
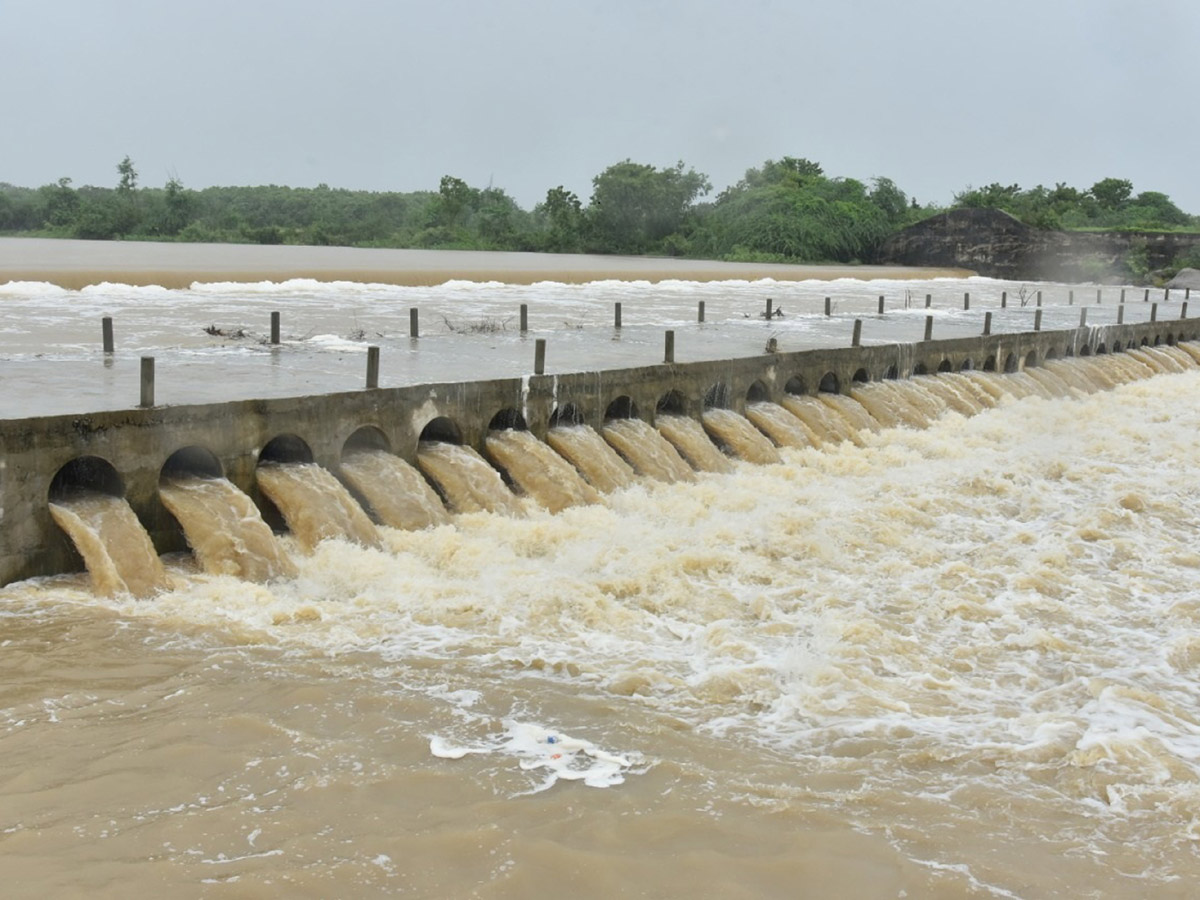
[2,316,1194,588]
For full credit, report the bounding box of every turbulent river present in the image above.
[3,275,1200,898]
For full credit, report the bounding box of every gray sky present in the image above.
[4,0,1199,213]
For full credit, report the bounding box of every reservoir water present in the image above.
[2,265,1199,897]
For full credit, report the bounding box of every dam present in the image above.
[5,257,1200,898]
[3,293,1195,589]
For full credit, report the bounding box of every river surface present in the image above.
[0,269,1180,418]
[2,266,1200,898]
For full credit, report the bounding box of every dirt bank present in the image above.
[0,237,972,289]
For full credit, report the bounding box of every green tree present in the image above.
[701,158,893,262]
[535,185,584,252]
[117,156,138,193]
[431,175,476,227]
[1089,177,1133,210]
[586,160,710,254]
[112,155,141,235]
[39,177,79,229]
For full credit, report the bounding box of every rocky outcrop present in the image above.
[878,208,1200,283]
[1167,268,1200,290]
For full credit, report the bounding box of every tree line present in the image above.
[1,155,1196,267]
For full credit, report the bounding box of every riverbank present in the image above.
[0,237,972,289]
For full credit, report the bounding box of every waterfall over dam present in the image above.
[11,314,1198,594]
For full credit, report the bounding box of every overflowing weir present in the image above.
[8,318,1199,593]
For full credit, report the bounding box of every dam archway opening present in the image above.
[745,381,770,404]
[983,355,996,372]
[488,408,528,432]
[605,396,639,421]
[960,358,974,371]
[937,360,952,373]
[703,383,730,409]
[818,372,839,393]
[1003,353,1019,374]
[549,403,585,427]
[884,365,899,380]
[260,434,314,466]
[49,456,125,502]
[342,426,390,458]
[419,417,463,445]
[656,390,686,416]
[852,368,869,384]
[912,363,928,376]
[1024,352,1038,369]
[160,446,224,483]
[784,375,808,395]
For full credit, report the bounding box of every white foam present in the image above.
[429,721,645,791]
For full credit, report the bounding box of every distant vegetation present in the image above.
[1,156,1197,274]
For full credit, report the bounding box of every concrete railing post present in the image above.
[878,295,885,314]
[102,317,114,354]
[1096,288,1103,304]
[614,302,622,329]
[824,296,832,316]
[925,293,932,309]
[1181,302,1188,319]
[270,311,281,345]
[664,330,675,363]
[983,311,992,335]
[1034,309,1043,331]
[520,304,528,334]
[409,308,419,338]
[1118,305,1125,324]
[697,300,705,322]
[1151,303,1158,322]
[1036,291,1043,307]
[852,319,862,347]
[534,338,546,374]
[963,292,970,311]
[1144,289,1150,303]
[923,316,933,341]
[1120,289,1126,304]
[140,357,155,408]
[366,346,380,389]
[1068,290,1074,306]
[1079,308,1088,327]
[1001,291,1007,309]
[766,298,774,319]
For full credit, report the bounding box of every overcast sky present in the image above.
[4,0,1198,213]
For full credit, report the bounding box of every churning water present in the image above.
[3,275,1200,898]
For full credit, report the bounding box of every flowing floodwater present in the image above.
[544,424,638,494]
[158,476,297,582]
[46,492,168,598]
[5,273,1200,897]
[655,414,735,474]
[483,429,601,513]
[339,450,451,531]
[255,462,382,552]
